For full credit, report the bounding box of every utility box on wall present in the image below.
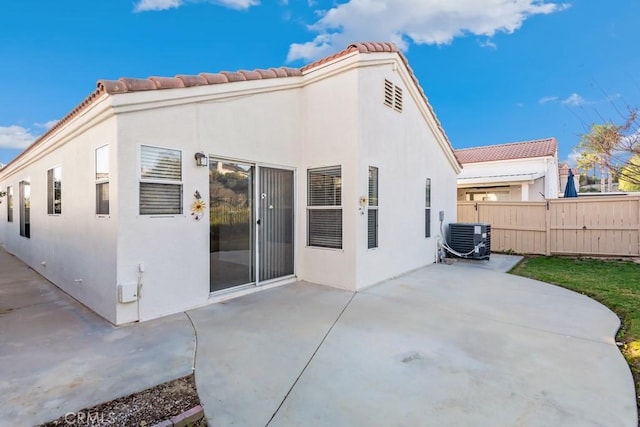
[118,284,138,303]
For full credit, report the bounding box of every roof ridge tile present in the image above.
[3,41,460,171]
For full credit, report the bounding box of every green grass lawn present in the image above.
[510,256,640,412]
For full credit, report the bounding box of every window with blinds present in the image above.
[307,166,342,249]
[140,145,183,215]
[47,166,62,215]
[368,166,378,249]
[7,186,13,222]
[425,178,431,238]
[96,145,109,215]
[19,180,30,238]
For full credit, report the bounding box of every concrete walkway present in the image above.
[0,249,637,426]
[0,249,195,426]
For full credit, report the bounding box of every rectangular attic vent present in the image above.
[384,79,403,112]
[394,86,403,112]
[384,79,394,108]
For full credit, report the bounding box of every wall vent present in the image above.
[384,79,394,108]
[394,86,403,112]
[383,79,403,113]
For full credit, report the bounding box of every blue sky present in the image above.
[1,0,638,166]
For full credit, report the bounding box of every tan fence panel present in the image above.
[549,196,640,256]
[456,196,640,257]
[457,202,478,223]
[478,202,547,255]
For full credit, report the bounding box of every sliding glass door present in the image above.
[258,167,294,281]
[209,160,294,293]
[209,161,255,292]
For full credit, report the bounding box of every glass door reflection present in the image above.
[209,161,255,292]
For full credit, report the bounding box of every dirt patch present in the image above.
[39,374,207,427]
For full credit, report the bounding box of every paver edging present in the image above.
[150,405,204,427]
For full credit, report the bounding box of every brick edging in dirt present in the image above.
[151,405,204,427]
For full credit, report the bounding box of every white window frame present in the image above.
[368,166,379,249]
[307,165,343,250]
[47,166,62,215]
[139,144,183,216]
[96,145,110,216]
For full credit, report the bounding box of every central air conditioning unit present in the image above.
[448,223,491,260]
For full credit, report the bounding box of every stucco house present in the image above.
[455,138,560,201]
[0,42,461,325]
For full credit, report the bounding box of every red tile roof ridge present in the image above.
[2,86,109,170]
[2,42,459,171]
[300,42,399,73]
[455,138,558,164]
[455,137,557,152]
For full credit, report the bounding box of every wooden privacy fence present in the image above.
[457,196,640,257]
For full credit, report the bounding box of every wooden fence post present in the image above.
[545,200,551,256]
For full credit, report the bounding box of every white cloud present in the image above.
[0,125,38,150]
[133,0,258,12]
[538,96,559,104]
[134,0,182,12]
[214,0,259,10]
[35,120,59,130]
[539,93,588,106]
[479,39,497,49]
[561,93,586,106]
[287,0,569,62]
[566,150,581,167]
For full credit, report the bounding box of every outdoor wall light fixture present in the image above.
[194,152,208,167]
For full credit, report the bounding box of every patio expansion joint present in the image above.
[265,291,357,426]
[184,312,198,373]
[457,307,619,348]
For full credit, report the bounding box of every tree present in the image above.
[578,110,639,191]
[579,124,618,192]
[609,110,640,187]
[576,151,598,184]
[618,155,640,191]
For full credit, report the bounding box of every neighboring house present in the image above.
[0,42,461,325]
[455,138,560,201]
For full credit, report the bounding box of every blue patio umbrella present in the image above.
[564,168,578,198]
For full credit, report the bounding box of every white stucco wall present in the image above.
[297,63,359,290]
[1,50,461,325]
[0,103,119,323]
[353,60,459,289]
[113,83,303,323]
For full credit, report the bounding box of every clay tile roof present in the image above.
[149,76,185,90]
[301,42,399,72]
[3,42,460,171]
[455,138,558,164]
[238,70,262,80]
[176,75,208,87]
[283,67,302,77]
[199,73,229,84]
[119,78,157,92]
[255,69,277,79]
[220,71,247,82]
[271,68,289,78]
[97,80,128,94]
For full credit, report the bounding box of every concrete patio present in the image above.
[0,248,637,426]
